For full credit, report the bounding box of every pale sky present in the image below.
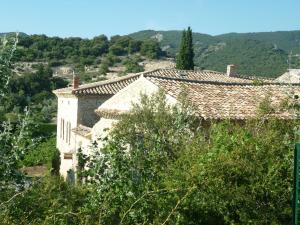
[1,0,300,38]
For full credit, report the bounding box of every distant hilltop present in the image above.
[0,32,27,37]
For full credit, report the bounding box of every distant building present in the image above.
[53,67,300,178]
[275,69,300,83]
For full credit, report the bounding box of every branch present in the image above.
[0,177,43,208]
[161,185,196,225]
[120,187,188,224]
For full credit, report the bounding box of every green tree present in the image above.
[0,34,35,191]
[81,91,199,224]
[176,27,194,70]
[123,56,144,73]
[140,39,162,59]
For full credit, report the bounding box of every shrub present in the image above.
[81,92,296,225]
[20,137,57,168]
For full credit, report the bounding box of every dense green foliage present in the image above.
[140,39,164,59]
[0,64,67,123]
[217,30,300,54]
[20,136,57,168]
[0,35,31,190]
[197,39,288,76]
[0,90,298,224]
[0,176,89,225]
[12,34,163,70]
[129,30,217,56]
[122,56,144,73]
[0,35,60,196]
[176,27,195,70]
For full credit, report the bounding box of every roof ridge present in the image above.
[74,73,139,90]
[147,76,300,87]
[72,68,163,91]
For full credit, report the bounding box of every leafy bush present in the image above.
[123,56,144,73]
[140,39,163,59]
[0,176,89,225]
[20,137,58,168]
[80,92,296,225]
[1,91,297,225]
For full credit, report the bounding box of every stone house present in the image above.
[53,67,300,178]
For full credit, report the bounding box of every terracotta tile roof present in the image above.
[148,77,300,119]
[53,69,263,96]
[55,69,297,120]
[53,73,141,95]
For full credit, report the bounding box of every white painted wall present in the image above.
[55,93,111,178]
[56,95,79,177]
[92,117,117,142]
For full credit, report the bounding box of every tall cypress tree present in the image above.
[176,27,194,70]
[186,27,194,70]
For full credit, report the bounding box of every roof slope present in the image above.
[53,73,140,95]
[53,69,257,96]
[149,77,299,119]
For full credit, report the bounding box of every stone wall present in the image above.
[77,95,111,127]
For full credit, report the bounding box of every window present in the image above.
[60,118,62,138]
[66,121,68,143]
[64,153,73,159]
[62,119,65,140]
[60,119,72,144]
[68,122,71,144]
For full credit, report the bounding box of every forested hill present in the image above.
[129,30,300,77]
[216,30,300,54]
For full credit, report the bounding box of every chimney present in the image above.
[227,64,236,77]
[72,74,80,89]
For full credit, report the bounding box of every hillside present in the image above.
[129,30,218,55]
[3,29,300,78]
[217,30,300,54]
[197,39,288,76]
[129,30,300,77]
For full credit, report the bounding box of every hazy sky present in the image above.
[1,0,300,38]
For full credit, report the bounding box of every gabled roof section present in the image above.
[148,77,300,119]
[53,68,260,96]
